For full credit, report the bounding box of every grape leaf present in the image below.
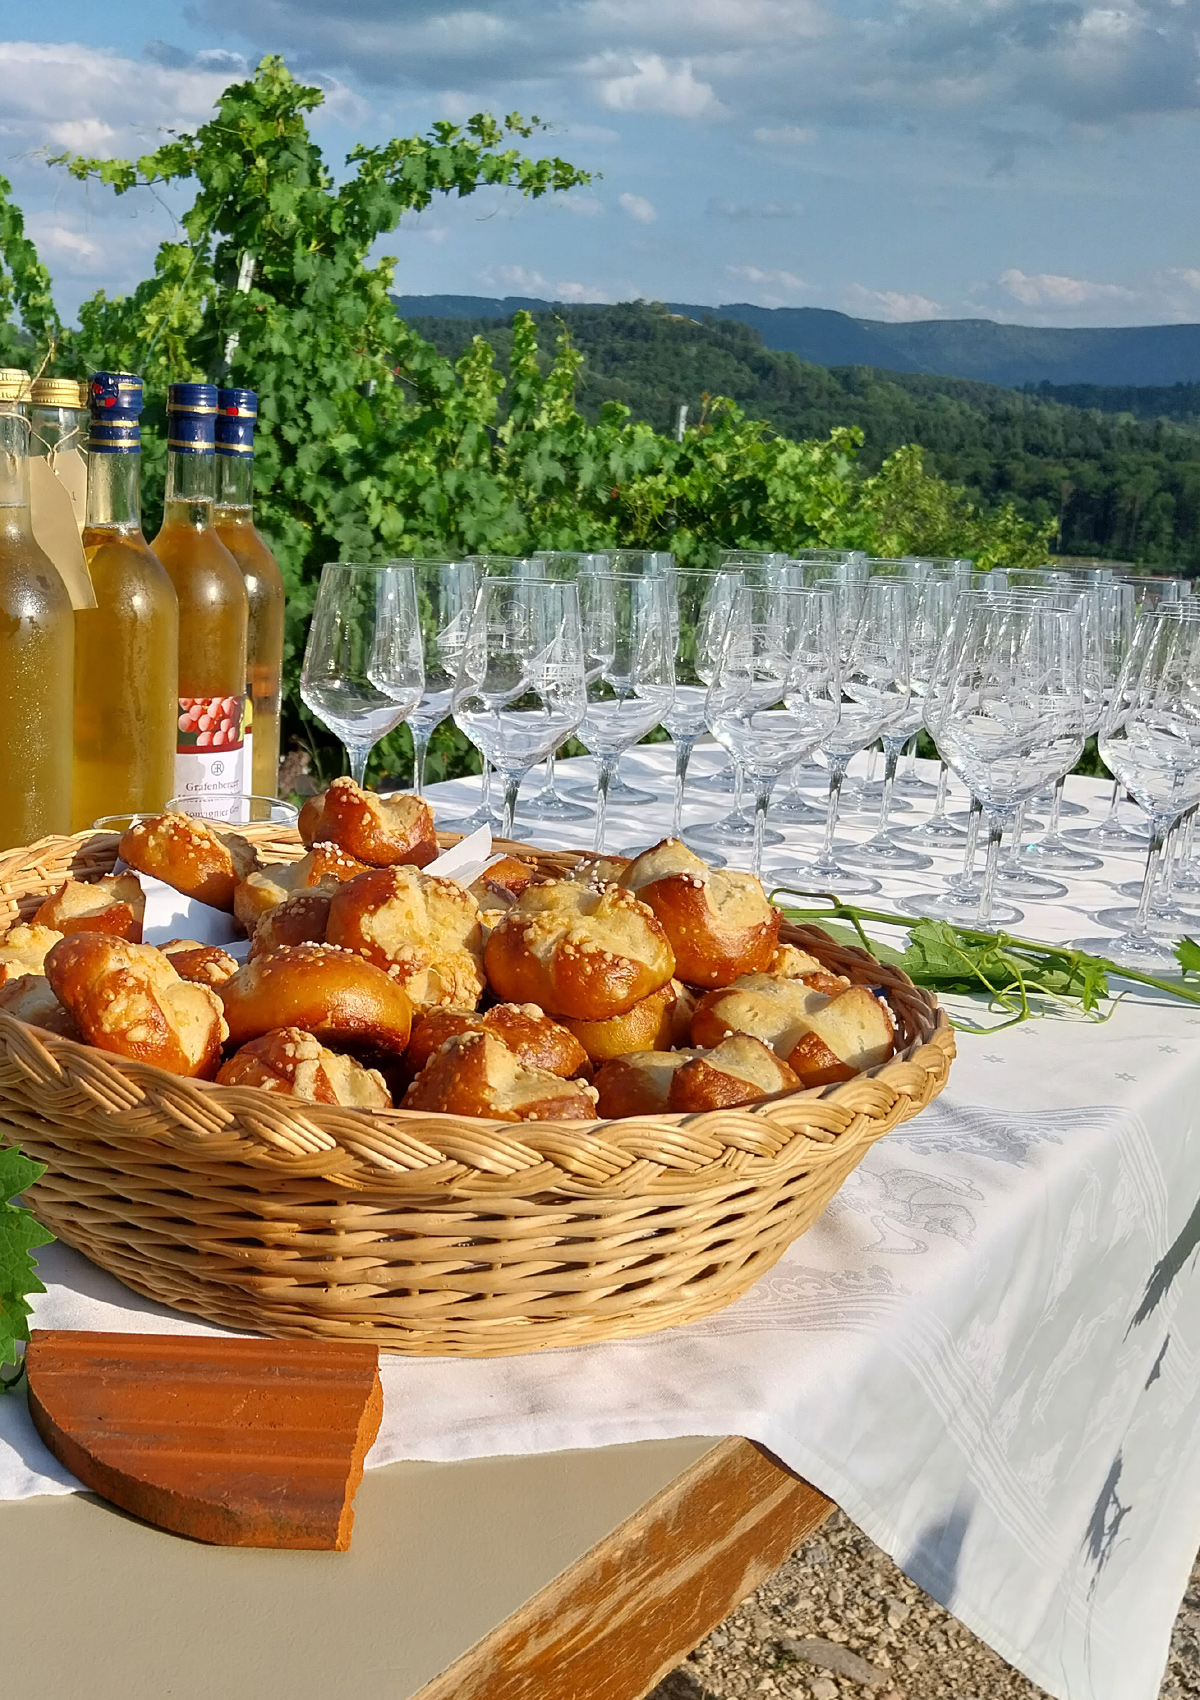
[1176,937,1200,977]
[0,1145,52,1377]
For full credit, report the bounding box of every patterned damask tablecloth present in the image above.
[4,749,1200,1700]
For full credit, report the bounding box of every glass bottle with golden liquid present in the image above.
[151,383,249,817]
[214,388,285,797]
[73,373,179,832]
[0,370,74,850]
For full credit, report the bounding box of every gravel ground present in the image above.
[648,1509,1200,1700]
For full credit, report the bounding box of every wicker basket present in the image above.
[0,827,955,1356]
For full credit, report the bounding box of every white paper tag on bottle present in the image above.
[28,456,96,610]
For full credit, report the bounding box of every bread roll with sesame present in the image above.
[233,843,366,933]
[219,943,413,1057]
[325,866,484,1009]
[217,1028,392,1108]
[404,1003,591,1081]
[402,1030,598,1122]
[119,813,259,913]
[45,934,227,1078]
[298,777,438,868]
[34,873,146,943]
[483,879,675,1021]
[618,838,780,988]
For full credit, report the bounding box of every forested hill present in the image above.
[402,301,1200,571]
[1025,381,1200,430]
[392,293,1200,386]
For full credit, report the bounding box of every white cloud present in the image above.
[618,191,657,223]
[753,123,815,146]
[26,218,104,271]
[726,264,806,291]
[999,268,1137,307]
[843,285,943,321]
[490,265,550,292]
[597,54,725,118]
[557,193,606,217]
[554,281,614,301]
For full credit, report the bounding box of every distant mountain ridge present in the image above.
[391,294,1200,388]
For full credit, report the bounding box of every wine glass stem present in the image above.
[822,759,848,862]
[1133,822,1169,935]
[959,798,982,885]
[501,773,522,842]
[877,740,901,837]
[901,734,919,785]
[1048,775,1065,840]
[672,737,697,838]
[594,756,617,853]
[977,813,1008,928]
[544,746,558,799]
[480,762,492,815]
[347,744,371,788]
[1103,778,1122,828]
[931,760,950,825]
[751,775,773,879]
[733,761,744,820]
[412,729,430,797]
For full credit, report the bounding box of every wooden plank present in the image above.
[25,1329,383,1551]
[412,1437,833,1700]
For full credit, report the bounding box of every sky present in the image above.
[3,0,1199,329]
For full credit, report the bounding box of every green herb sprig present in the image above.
[771,888,1200,1034]
[0,1145,52,1392]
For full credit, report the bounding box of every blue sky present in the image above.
[5,0,1200,328]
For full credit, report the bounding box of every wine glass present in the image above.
[443,557,538,830]
[576,572,675,852]
[706,583,840,876]
[300,562,424,788]
[1074,606,1200,968]
[400,557,476,797]
[520,551,610,824]
[451,577,586,841]
[662,566,743,839]
[923,595,1085,930]
[787,578,911,897]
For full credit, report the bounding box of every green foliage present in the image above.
[1,58,1048,783]
[0,1145,52,1377]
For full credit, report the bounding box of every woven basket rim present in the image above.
[0,827,954,1198]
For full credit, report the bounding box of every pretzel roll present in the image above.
[405,1003,591,1081]
[217,1028,392,1109]
[559,979,679,1065]
[0,973,83,1041]
[0,924,64,986]
[618,838,780,988]
[298,777,438,868]
[219,943,413,1057]
[160,940,240,989]
[667,1034,800,1113]
[467,856,536,914]
[784,986,895,1086]
[402,1030,598,1123]
[484,880,674,1021]
[571,854,632,888]
[119,812,259,913]
[593,1050,699,1119]
[326,866,484,1009]
[248,890,332,960]
[233,843,366,933]
[768,942,851,999]
[690,973,833,1055]
[45,935,227,1079]
[34,874,145,943]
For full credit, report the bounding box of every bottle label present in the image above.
[175,694,246,816]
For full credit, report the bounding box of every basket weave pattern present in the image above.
[0,828,955,1356]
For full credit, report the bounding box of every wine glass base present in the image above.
[898,889,1024,927]
[770,793,827,823]
[517,789,594,823]
[1071,932,1184,973]
[1095,902,1199,936]
[836,838,934,873]
[845,783,914,814]
[564,777,658,807]
[689,765,738,794]
[1019,840,1104,873]
[996,868,1068,900]
[893,774,939,798]
[439,806,507,835]
[783,863,882,898]
[1062,823,1148,853]
[889,817,969,847]
[682,817,785,854]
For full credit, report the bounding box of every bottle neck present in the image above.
[85,449,142,530]
[163,447,216,524]
[215,452,254,513]
[30,407,84,458]
[0,407,32,518]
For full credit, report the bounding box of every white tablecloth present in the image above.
[4,749,1200,1700]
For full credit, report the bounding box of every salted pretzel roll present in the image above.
[119,813,259,913]
[404,1003,591,1082]
[298,778,438,869]
[217,1028,392,1109]
[0,923,64,986]
[401,1030,599,1123]
[233,843,366,933]
[34,873,146,943]
[325,866,484,1009]
[219,943,414,1057]
[0,973,83,1041]
[618,839,780,988]
[45,934,227,1079]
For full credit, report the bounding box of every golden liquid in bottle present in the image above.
[73,529,179,831]
[214,509,285,797]
[0,517,74,850]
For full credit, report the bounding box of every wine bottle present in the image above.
[214,388,285,798]
[151,382,249,817]
[73,373,179,832]
[0,369,74,850]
